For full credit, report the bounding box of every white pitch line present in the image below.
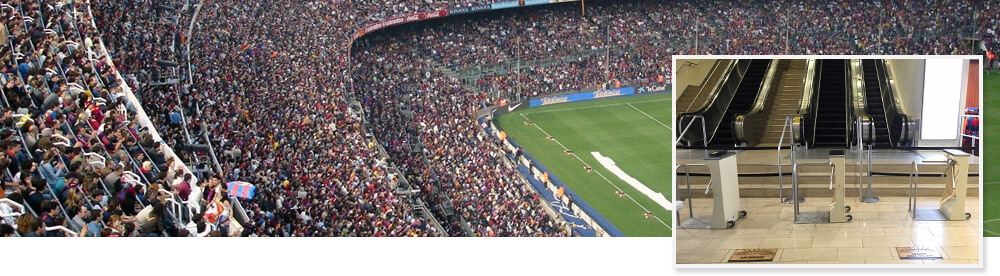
[984,228,1000,236]
[984,218,1000,223]
[627,102,671,130]
[983,181,1000,186]
[523,98,670,115]
[520,113,673,231]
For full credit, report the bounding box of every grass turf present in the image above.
[985,70,999,237]
[495,93,672,237]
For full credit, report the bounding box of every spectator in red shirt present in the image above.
[170,174,193,201]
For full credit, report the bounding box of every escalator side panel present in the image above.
[709,60,771,146]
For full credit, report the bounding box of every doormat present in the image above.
[728,249,778,262]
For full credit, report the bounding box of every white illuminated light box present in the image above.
[920,59,964,140]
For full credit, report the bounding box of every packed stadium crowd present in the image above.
[2,0,991,237]
[1,0,213,237]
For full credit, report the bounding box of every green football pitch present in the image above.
[495,93,672,237]
[985,70,999,237]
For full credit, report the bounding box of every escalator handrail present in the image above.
[802,59,821,146]
[681,59,727,113]
[877,60,915,146]
[850,59,869,119]
[679,59,746,116]
[797,59,819,116]
[854,59,879,145]
[871,59,896,146]
[734,59,781,146]
[676,59,751,145]
[843,60,854,148]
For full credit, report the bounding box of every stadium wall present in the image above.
[484,85,671,237]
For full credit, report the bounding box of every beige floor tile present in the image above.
[941,246,980,259]
[881,227,933,237]
[929,227,980,237]
[875,205,899,212]
[910,236,967,247]
[857,219,904,228]
[790,228,818,237]
[813,221,861,228]
[676,239,713,250]
[867,260,924,264]
[837,247,894,260]
[922,259,980,264]
[750,213,782,221]
[815,227,884,238]
[850,213,880,220]
[958,236,981,247]
[759,237,813,248]
[676,250,731,264]
[704,238,763,249]
[707,229,747,239]
[901,220,948,228]
[877,212,911,220]
[740,228,792,238]
[732,220,777,230]
[676,195,980,264]
[944,220,978,227]
[778,248,838,262]
[861,236,913,248]
[812,237,863,248]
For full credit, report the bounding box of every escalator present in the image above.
[861,60,892,148]
[709,59,771,146]
[750,60,806,147]
[677,60,734,114]
[812,59,850,148]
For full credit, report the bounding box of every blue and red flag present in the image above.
[227,181,257,199]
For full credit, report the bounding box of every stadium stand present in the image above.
[2,0,990,237]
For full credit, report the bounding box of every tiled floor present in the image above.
[676,197,981,264]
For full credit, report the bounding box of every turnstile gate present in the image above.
[909,149,972,221]
[677,151,747,229]
[792,150,852,224]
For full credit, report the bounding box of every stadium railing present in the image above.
[78,1,204,233]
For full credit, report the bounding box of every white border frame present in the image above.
[671,55,984,268]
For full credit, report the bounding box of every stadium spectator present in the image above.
[3,0,985,238]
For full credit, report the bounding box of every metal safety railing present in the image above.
[675,115,708,147]
[676,163,709,220]
[777,116,798,203]
[0,198,25,219]
[856,117,878,202]
[45,226,78,237]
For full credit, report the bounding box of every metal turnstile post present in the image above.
[828,152,851,222]
[909,149,972,221]
[677,152,746,229]
[793,150,852,224]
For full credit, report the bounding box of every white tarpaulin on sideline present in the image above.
[591,152,674,211]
